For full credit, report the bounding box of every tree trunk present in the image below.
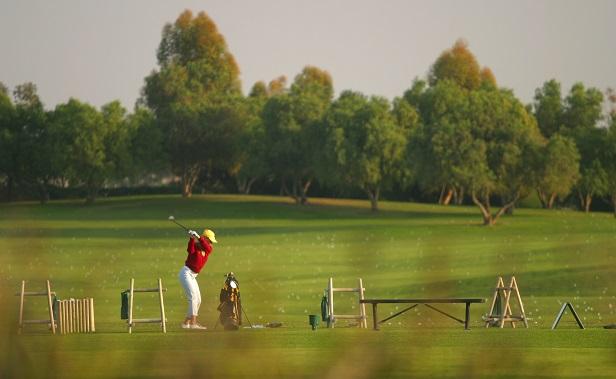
[236,177,247,194]
[245,177,257,194]
[537,189,548,208]
[5,176,14,202]
[367,187,380,212]
[547,193,557,209]
[237,176,257,194]
[471,189,519,226]
[291,180,300,204]
[471,190,493,225]
[505,202,515,215]
[493,193,520,223]
[442,188,454,205]
[584,194,592,213]
[280,179,288,196]
[454,187,464,205]
[297,178,312,205]
[438,184,446,205]
[38,180,49,205]
[85,185,98,205]
[181,165,200,198]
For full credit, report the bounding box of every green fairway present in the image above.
[1,194,615,378]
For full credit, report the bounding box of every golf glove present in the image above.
[188,230,200,239]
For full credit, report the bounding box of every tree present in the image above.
[559,83,606,212]
[263,66,333,204]
[143,10,242,197]
[232,82,270,194]
[428,39,494,91]
[412,78,541,225]
[126,107,168,184]
[533,79,564,138]
[577,158,608,213]
[321,91,408,211]
[562,83,603,133]
[101,101,134,184]
[465,89,541,224]
[50,99,105,204]
[0,83,16,200]
[535,134,580,209]
[605,107,616,216]
[0,83,48,202]
[409,80,469,205]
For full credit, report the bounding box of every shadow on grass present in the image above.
[0,194,489,222]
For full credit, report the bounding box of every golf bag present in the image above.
[217,272,242,331]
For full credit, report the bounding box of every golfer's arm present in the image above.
[187,238,196,254]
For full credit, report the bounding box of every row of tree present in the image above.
[1,10,615,225]
[0,83,166,204]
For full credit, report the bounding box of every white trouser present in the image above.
[178,266,201,317]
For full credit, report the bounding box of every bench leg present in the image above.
[372,303,379,331]
[464,302,470,330]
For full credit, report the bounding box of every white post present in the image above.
[328,277,334,328]
[128,278,134,334]
[158,278,166,333]
[18,280,25,334]
[46,280,56,334]
[359,278,367,328]
[90,298,95,332]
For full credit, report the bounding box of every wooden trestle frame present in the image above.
[484,276,529,328]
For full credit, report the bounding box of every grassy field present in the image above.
[0,194,615,378]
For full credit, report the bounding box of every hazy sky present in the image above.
[2,0,615,110]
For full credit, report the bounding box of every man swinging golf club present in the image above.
[178,227,217,330]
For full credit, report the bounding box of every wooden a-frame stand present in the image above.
[125,278,167,334]
[16,280,57,334]
[484,276,528,328]
[326,277,367,328]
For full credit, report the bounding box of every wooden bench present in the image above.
[360,298,485,330]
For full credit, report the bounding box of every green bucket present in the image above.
[308,314,319,330]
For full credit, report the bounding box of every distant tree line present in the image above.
[1,10,616,224]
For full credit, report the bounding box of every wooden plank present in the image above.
[331,288,362,292]
[18,280,25,334]
[512,277,529,328]
[46,280,56,334]
[128,278,134,334]
[465,302,470,330]
[158,278,166,333]
[333,315,365,319]
[485,277,503,328]
[132,318,164,323]
[372,303,379,330]
[360,298,485,304]
[359,278,367,329]
[15,291,57,296]
[23,319,54,324]
[125,288,168,293]
[90,298,96,332]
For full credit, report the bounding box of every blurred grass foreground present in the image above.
[1,194,615,378]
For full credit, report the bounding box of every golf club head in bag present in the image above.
[217,272,242,331]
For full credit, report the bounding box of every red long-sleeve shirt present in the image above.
[185,236,213,274]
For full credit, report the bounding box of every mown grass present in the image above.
[0,194,615,378]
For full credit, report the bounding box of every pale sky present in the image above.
[1,0,615,110]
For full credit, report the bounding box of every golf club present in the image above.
[168,215,190,232]
[168,215,206,249]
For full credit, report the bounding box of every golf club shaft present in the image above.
[171,219,190,231]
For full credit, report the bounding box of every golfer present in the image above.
[179,228,217,329]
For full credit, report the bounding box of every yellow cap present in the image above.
[203,229,217,243]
